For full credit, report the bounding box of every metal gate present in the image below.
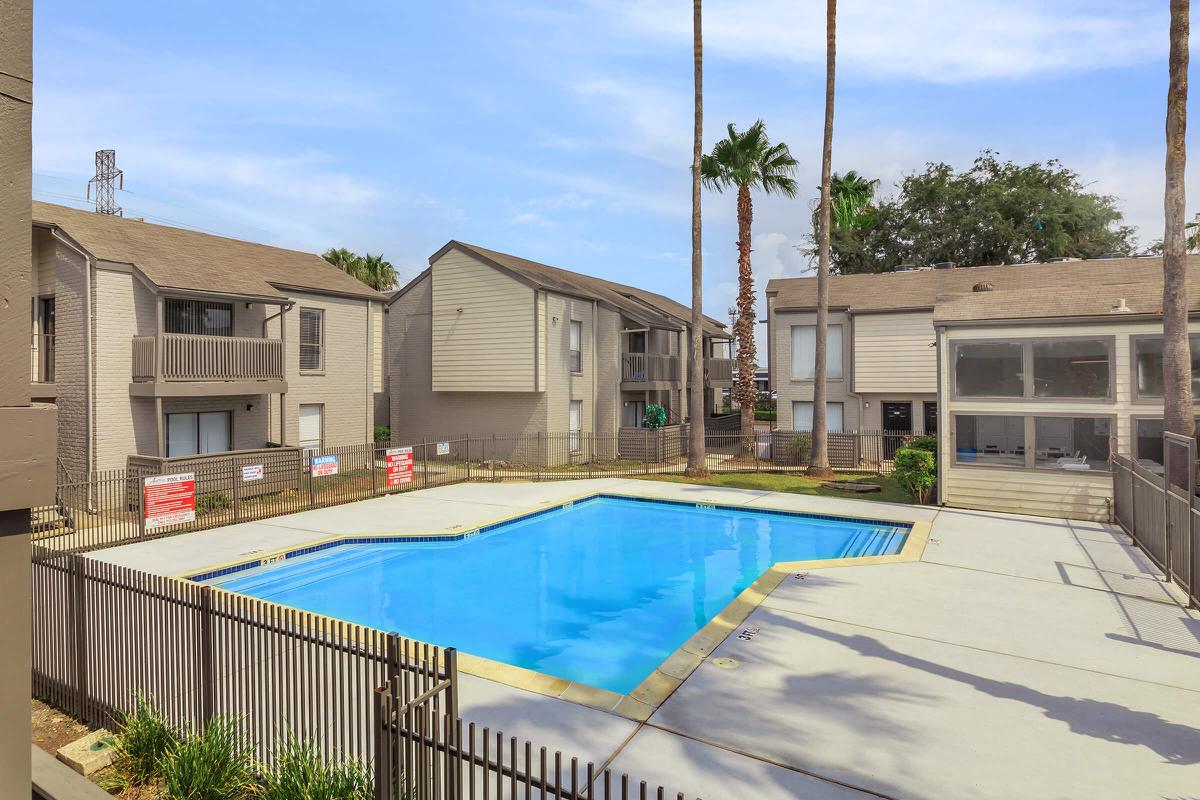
[1162,431,1195,596]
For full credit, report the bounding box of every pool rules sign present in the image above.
[144,472,196,529]
[386,446,414,487]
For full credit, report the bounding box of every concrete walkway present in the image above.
[96,479,1200,799]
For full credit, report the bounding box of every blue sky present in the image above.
[31,1,1192,325]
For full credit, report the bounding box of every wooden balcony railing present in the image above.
[621,352,681,383]
[704,357,734,385]
[132,333,284,382]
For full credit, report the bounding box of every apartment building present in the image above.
[30,201,387,473]
[386,241,731,445]
[768,256,1200,521]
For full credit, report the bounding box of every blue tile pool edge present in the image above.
[184,492,914,583]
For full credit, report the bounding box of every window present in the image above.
[299,308,324,371]
[954,342,1023,397]
[569,400,583,450]
[165,299,232,336]
[1134,335,1200,397]
[954,415,1024,466]
[164,411,231,457]
[1134,417,1200,468]
[791,325,843,380]
[1033,417,1110,470]
[792,401,844,433]
[569,320,582,373]
[298,404,323,455]
[1032,339,1109,398]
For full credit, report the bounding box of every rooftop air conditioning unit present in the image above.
[894,264,917,272]
[932,261,957,270]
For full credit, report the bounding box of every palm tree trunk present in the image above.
[685,0,708,477]
[1164,0,1193,438]
[808,0,837,479]
[734,185,757,456]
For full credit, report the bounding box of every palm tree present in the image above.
[702,121,799,455]
[808,0,837,479]
[685,0,708,477]
[1164,0,1192,440]
[829,170,878,231]
[322,247,364,282]
[359,253,399,291]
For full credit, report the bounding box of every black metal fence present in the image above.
[34,429,923,554]
[1112,448,1199,608]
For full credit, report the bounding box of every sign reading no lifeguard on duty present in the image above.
[386,446,414,487]
[311,455,339,477]
[144,472,196,529]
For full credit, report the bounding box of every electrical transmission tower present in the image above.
[87,149,123,216]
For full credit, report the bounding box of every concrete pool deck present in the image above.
[94,479,1200,799]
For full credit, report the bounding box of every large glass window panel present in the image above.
[1134,417,1200,469]
[165,413,198,457]
[955,343,1023,397]
[792,401,844,432]
[198,411,231,454]
[164,299,232,336]
[791,325,842,380]
[954,415,1025,466]
[1032,340,1109,398]
[1135,336,1200,396]
[1033,417,1110,471]
[299,308,324,370]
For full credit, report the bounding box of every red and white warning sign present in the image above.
[144,472,196,528]
[386,447,414,487]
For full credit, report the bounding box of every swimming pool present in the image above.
[203,495,908,694]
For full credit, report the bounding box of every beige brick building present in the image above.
[30,202,387,473]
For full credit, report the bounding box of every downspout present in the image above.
[51,230,95,474]
[592,299,599,435]
[846,312,863,430]
[935,325,946,505]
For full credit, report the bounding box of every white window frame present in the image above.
[792,401,844,433]
[569,320,583,373]
[298,403,324,456]
[163,410,232,457]
[569,400,583,451]
[791,324,842,381]
[299,307,325,372]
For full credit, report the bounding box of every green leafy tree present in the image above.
[893,446,936,504]
[322,248,399,291]
[702,120,799,454]
[644,403,667,430]
[819,151,1136,274]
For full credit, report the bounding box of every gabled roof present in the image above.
[766,257,1199,314]
[33,201,386,302]
[414,241,727,336]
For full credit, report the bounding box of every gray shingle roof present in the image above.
[766,257,1200,315]
[428,241,727,335]
[33,201,386,301]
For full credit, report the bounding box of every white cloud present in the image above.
[596,0,1165,83]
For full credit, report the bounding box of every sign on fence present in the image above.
[386,447,414,487]
[311,455,339,477]
[144,472,195,528]
[241,464,264,482]
[436,441,450,456]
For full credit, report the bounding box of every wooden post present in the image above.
[154,396,164,457]
[154,294,164,380]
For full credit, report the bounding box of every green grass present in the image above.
[637,471,912,504]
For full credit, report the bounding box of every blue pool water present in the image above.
[206,496,907,693]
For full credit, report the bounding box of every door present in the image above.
[38,297,55,382]
[882,402,912,459]
[299,404,323,456]
[923,402,937,436]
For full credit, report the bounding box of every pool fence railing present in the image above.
[31,546,696,799]
[34,428,926,554]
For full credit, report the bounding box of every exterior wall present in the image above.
[92,267,155,470]
[857,393,938,433]
[53,239,89,474]
[773,309,858,431]
[594,306,621,435]
[853,311,936,393]
[273,290,374,448]
[937,318,1192,521]
[388,273,547,439]
[32,225,54,295]
[430,249,537,392]
[372,301,388,429]
[544,293,595,435]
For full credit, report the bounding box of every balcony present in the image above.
[621,352,681,390]
[705,357,734,387]
[130,333,287,397]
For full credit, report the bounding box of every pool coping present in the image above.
[178,490,931,722]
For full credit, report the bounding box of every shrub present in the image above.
[194,493,231,514]
[160,716,255,800]
[906,434,937,454]
[259,732,372,800]
[643,403,667,430]
[786,431,812,465]
[373,425,391,444]
[893,446,936,504]
[104,693,177,790]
